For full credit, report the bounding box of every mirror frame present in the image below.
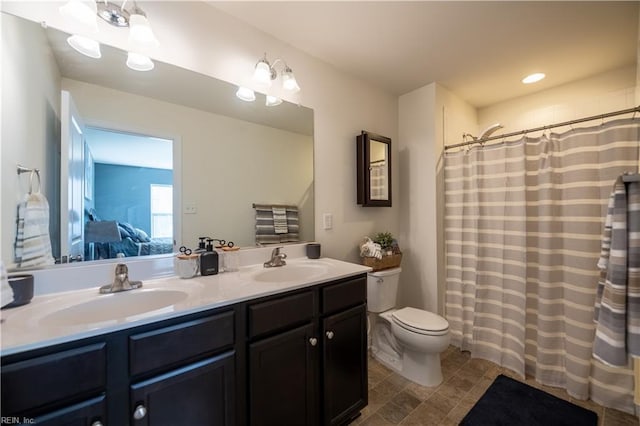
[356,130,392,207]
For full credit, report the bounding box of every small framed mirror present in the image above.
[356,130,392,207]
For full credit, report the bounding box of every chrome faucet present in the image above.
[99,263,143,294]
[264,247,287,268]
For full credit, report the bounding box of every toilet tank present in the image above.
[367,267,402,313]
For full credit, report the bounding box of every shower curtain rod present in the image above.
[444,105,640,151]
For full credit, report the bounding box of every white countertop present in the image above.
[0,257,370,356]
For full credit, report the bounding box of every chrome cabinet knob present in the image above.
[326,331,334,340]
[309,337,318,346]
[133,404,147,420]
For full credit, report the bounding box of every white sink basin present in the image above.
[40,289,189,327]
[252,263,329,283]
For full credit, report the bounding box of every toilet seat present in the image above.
[392,307,449,336]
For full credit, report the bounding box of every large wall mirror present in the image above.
[356,130,392,207]
[1,12,315,271]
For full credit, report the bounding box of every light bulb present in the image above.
[129,14,159,48]
[236,87,256,102]
[522,73,545,84]
[253,59,272,86]
[282,67,300,92]
[266,95,282,107]
[67,35,101,59]
[126,52,155,71]
[59,0,98,33]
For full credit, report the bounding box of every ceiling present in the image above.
[85,128,173,169]
[211,1,639,108]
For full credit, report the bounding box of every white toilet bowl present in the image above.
[386,308,450,387]
[367,268,450,387]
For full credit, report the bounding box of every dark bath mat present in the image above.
[459,374,597,426]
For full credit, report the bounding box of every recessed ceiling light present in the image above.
[522,73,546,84]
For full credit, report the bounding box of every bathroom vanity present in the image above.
[0,257,369,426]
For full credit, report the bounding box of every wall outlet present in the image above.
[184,203,197,214]
[323,213,333,230]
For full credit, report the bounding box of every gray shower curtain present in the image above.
[444,118,639,413]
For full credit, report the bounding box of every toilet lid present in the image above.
[392,307,449,332]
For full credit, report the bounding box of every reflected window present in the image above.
[150,184,173,238]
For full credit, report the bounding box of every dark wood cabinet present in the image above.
[1,309,237,426]
[34,395,106,426]
[1,273,368,426]
[322,304,368,425]
[130,351,235,426]
[249,323,318,426]
[247,276,368,426]
[1,343,106,424]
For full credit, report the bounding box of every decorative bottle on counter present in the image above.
[200,239,219,276]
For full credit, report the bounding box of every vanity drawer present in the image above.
[129,310,235,377]
[321,276,366,315]
[248,291,315,339]
[1,343,106,415]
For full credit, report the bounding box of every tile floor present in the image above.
[353,346,639,426]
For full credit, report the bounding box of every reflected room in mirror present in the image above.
[356,130,392,207]
[1,11,314,271]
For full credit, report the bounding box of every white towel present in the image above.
[272,207,288,234]
[0,261,13,308]
[14,192,55,268]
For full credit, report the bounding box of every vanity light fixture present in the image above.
[59,0,101,59]
[59,0,158,71]
[96,1,130,27]
[67,34,102,58]
[59,0,99,32]
[281,66,301,93]
[236,87,256,102]
[265,95,283,107]
[522,72,545,84]
[126,52,154,71]
[252,53,301,93]
[128,7,160,47]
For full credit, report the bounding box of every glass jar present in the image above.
[223,247,240,272]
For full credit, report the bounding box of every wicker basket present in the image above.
[362,253,402,272]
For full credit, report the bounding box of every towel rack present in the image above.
[17,164,41,194]
[252,203,297,209]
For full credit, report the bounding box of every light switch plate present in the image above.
[323,213,333,230]
[184,203,197,214]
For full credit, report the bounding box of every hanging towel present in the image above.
[14,192,55,268]
[254,204,300,245]
[593,176,640,366]
[272,207,288,234]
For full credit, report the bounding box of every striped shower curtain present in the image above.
[444,118,639,413]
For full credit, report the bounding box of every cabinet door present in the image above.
[34,395,106,426]
[130,351,235,426]
[322,304,368,425]
[249,323,318,426]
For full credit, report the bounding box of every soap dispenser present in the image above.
[200,238,219,276]
[195,237,207,254]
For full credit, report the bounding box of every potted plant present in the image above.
[359,232,402,271]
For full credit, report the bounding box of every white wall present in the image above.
[62,79,314,248]
[397,83,477,313]
[479,66,636,133]
[3,1,399,265]
[1,13,61,265]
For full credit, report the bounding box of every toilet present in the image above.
[367,268,450,387]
